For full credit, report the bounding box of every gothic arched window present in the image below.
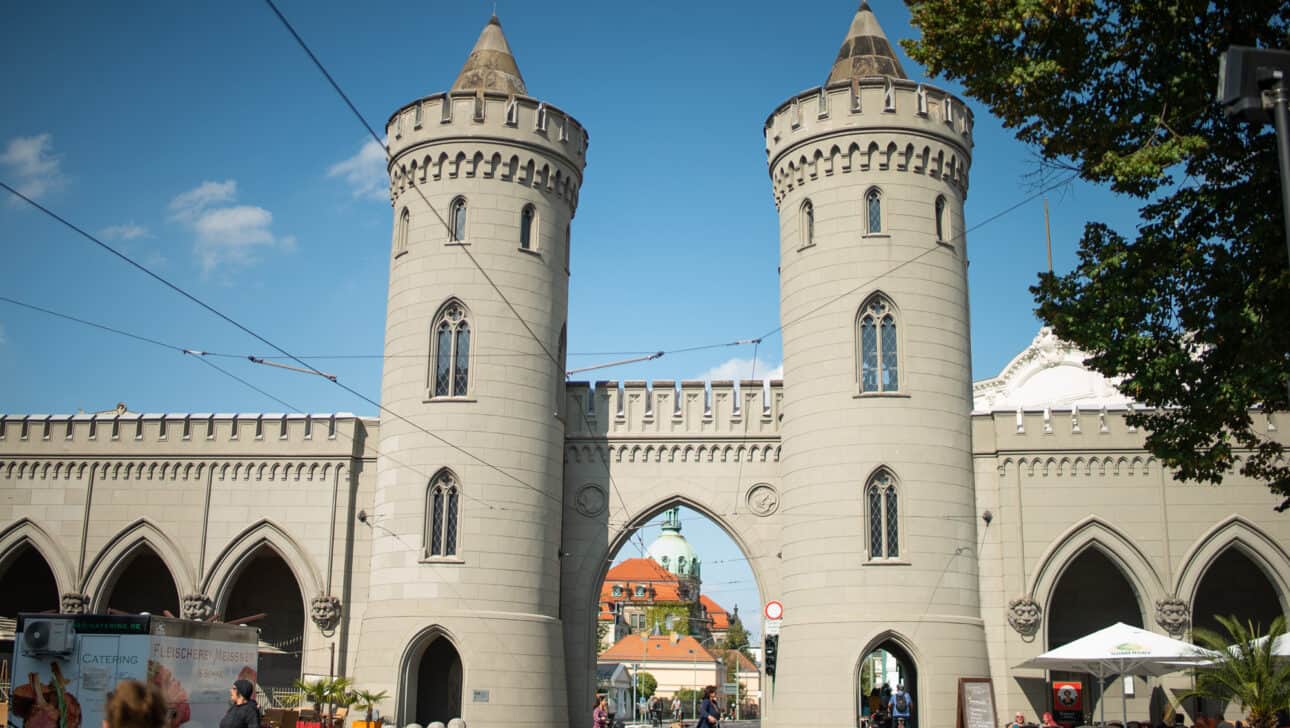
[395,207,410,255]
[520,204,536,250]
[858,296,899,392]
[935,195,947,242]
[801,199,815,247]
[431,301,471,398]
[449,197,467,242]
[425,470,460,558]
[867,470,900,559]
[865,188,883,234]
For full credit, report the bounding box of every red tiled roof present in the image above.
[600,634,718,662]
[606,557,676,582]
[726,650,757,671]
[600,558,685,604]
[699,595,730,630]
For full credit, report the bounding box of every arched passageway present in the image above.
[1192,548,1284,637]
[103,546,180,616]
[222,546,304,690]
[1047,548,1145,723]
[0,545,59,617]
[857,640,918,724]
[411,636,463,725]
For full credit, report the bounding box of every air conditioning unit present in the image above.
[21,619,76,657]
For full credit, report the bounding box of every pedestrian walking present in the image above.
[220,680,260,728]
[594,695,610,728]
[888,683,913,728]
[696,686,720,728]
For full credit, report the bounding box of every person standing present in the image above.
[594,695,610,728]
[672,695,682,722]
[103,679,167,728]
[220,680,260,728]
[869,686,882,716]
[888,683,913,728]
[696,686,720,728]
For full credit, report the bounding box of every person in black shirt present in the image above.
[220,680,260,728]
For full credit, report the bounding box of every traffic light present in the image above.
[764,634,778,677]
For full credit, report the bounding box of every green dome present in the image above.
[647,507,701,578]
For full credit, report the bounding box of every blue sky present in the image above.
[1,1,1151,631]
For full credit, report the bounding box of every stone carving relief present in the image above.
[1007,597,1043,639]
[311,594,343,632]
[574,484,607,517]
[181,593,215,621]
[745,483,780,517]
[60,592,90,614]
[1155,598,1190,637]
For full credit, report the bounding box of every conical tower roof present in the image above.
[826,1,907,84]
[452,15,528,95]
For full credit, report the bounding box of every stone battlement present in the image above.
[0,412,372,455]
[564,380,783,439]
[764,79,973,206]
[387,92,587,210]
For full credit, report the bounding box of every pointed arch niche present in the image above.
[1191,547,1284,637]
[0,542,59,617]
[398,627,464,726]
[219,544,305,690]
[100,543,181,616]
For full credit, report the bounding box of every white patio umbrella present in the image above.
[1015,623,1216,726]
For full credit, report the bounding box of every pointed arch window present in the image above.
[867,470,900,559]
[858,296,899,392]
[935,196,947,242]
[431,301,471,398]
[394,207,410,256]
[564,223,571,272]
[865,188,883,234]
[425,470,460,558]
[449,197,467,242]
[520,204,536,250]
[801,199,815,247]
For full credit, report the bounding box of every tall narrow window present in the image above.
[866,188,883,234]
[858,296,899,392]
[564,223,571,271]
[425,470,460,557]
[867,470,900,559]
[801,199,815,247]
[935,196,947,241]
[431,301,471,397]
[394,207,410,255]
[449,197,467,242]
[520,204,536,250]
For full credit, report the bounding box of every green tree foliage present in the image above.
[597,621,611,646]
[1178,615,1290,728]
[634,671,658,699]
[719,611,754,661]
[904,1,1290,507]
[351,689,390,725]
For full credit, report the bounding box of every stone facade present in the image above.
[3,7,1289,728]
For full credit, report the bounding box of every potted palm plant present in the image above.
[324,678,356,728]
[293,678,330,722]
[1177,615,1290,728]
[351,690,389,728]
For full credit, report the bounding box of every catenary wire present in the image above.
[0,182,564,511]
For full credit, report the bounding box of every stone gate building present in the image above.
[2,5,1288,728]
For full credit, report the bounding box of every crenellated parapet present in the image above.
[564,380,783,439]
[386,92,587,212]
[764,79,973,207]
[0,412,373,457]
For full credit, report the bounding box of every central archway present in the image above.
[0,544,59,617]
[221,545,305,691]
[102,545,180,616]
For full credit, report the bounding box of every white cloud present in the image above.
[327,139,388,201]
[695,356,783,382]
[1,133,66,202]
[169,180,291,273]
[100,223,150,240]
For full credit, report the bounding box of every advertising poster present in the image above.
[1052,681,1083,728]
[11,615,258,728]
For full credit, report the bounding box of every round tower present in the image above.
[766,4,987,726]
[357,15,587,728]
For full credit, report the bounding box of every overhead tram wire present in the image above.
[0,296,544,515]
[0,184,563,511]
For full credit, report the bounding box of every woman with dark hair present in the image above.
[696,686,720,728]
[103,679,168,728]
[593,695,610,728]
[219,680,259,728]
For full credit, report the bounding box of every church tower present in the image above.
[766,4,987,725]
[358,15,587,728]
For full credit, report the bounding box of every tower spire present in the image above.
[827,1,907,84]
[452,14,528,95]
